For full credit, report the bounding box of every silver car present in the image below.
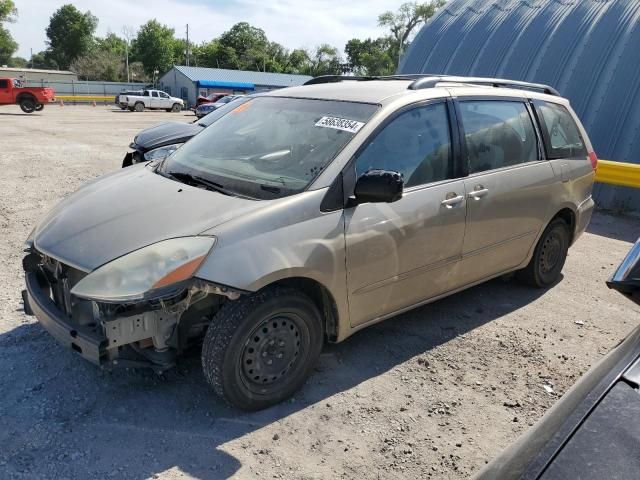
[22,75,596,410]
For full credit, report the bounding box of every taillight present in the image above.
[588,151,598,171]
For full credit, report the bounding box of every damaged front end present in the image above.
[22,248,242,372]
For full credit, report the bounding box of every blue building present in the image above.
[159,66,312,109]
[400,0,640,213]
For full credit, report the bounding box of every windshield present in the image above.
[162,96,378,199]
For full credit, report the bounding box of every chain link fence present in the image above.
[24,80,151,104]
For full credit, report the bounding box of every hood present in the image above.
[133,122,202,151]
[34,165,265,271]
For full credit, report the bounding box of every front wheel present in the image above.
[171,103,182,112]
[19,97,36,113]
[517,218,569,288]
[201,286,323,410]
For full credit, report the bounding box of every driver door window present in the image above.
[355,102,453,188]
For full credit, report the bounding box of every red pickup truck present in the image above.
[0,78,56,113]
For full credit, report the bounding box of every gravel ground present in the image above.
[0,105,639,480]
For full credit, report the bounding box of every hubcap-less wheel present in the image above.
[241,315,301,390]
[201,287,323,410]
[517,218,569,288]
[539,231,562,274]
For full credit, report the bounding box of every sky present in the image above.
[8,0,404,60]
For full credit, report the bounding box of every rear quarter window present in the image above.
[534,101,587,159]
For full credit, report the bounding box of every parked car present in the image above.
[119,89,184,112]
[22,75,596,410]
[475,239,640,480]
[195,95,244,118]
[114,90,142,109]
[0,77,55,113]
[196,92,229,107]
[122,97,252,167]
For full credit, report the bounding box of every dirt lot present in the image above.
[0,105,639,480]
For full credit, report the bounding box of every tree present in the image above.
[218,22,268,70]
[345,38,395,76]
[131,20,176,76]
[71,50,122,81]
[96,33,127,56]
[300,45,342,77]
[0,0,17,64]
[45,5,98,70]
[7,55,26,67]
[378,1,445,67]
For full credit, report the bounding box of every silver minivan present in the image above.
[23,75,596,410]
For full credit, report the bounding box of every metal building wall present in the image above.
[399,0,640,213]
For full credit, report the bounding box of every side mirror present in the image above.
[350,169,404,206]
[607,238,640,305]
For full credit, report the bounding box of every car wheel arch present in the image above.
[251,276,340,344]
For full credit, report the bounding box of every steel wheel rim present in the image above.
[240,314,302,390]
[540,231,562,274]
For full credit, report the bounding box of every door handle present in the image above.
[468,187,489,199]
[441,194,465,208]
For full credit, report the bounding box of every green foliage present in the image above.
[0,0,17,64]
[96,33,127,57]
[0,0,16,23]
[71,49,123,81]
[45,4,98,70]
[378,1,446,68]
[7,55,26,67]
[345,38,395,76]
[131,20,176,76]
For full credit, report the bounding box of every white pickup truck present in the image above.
[119,89,184,112]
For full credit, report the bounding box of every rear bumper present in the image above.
[573,196,595,244]
[24,271,105,365]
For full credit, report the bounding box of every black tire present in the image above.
[171,103,182,112]
[35,104,44,111]
[134,102,144,112]
[517,218,570,288]
[202,286,323,410]
[19,97,36,113]
[120,105,127,110]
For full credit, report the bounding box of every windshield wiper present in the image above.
[164,171,235,196]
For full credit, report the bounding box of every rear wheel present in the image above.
[19,97,36,113]
[517,218,569,288]
[201,286,323,410]
[35,104,44,112]
[134,102,144,112]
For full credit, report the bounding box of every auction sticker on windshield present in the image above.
[315,116,365,133]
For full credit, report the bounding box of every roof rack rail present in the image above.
[302,74,432,86]
[407,76,560,96]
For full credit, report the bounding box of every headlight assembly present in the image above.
[70,237,216,302]
[143,143,184,162]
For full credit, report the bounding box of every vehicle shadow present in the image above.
[0,277,548,479]
[0,112,41,116]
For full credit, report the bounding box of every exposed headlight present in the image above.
[143,143,184,161]
[70,237,216,302]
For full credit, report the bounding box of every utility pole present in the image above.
[30,48,33,69]
[122,26,135,83]
[125,41,130,82]
[186,24,190,66]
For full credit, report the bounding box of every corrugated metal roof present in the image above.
[400,0,640,212]
[173,65,312,88]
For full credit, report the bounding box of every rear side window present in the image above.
[535,101,587,159]
[459,100,538,174]
[355,102,453,188]
[0,79,8,89]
